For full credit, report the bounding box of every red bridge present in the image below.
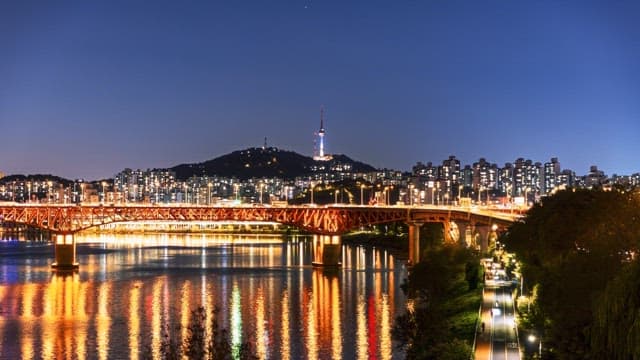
[0,204,519,270]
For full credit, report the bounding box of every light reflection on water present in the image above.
[0,233,407,359]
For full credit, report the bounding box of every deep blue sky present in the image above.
[1,1,639,180]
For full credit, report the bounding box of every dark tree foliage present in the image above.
[502,188,640,359]
[591,258,640,360]
[393,243,477,360]
[465,261,480,290]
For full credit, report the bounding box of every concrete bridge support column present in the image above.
[443,221,454,244]
[407,222,424,265]
[457,222,469,247]
[51,233,79,271]
[312,234,342,267]
[475,226,490,254]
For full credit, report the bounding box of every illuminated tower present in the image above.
[314,107,332,161]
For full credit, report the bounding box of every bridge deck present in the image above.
[0,204,520,235]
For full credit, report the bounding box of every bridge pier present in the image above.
[475,226,489,254]
[312,235,342,267]
[472,224,499,255]
[51,233,79,271]
[407,221,424,265]
[456,222,470,246]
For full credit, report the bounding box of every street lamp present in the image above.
[458,185,463,206]
[408,184,414,206]
[102,181,107,204]
[528,334,542,358]
[208,182,212,205]
[183,183,188,204]
[234,183,240,201]
[310,182,315,205]
[259,183,264,205]
[360,184,366,206]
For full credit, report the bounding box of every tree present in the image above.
[591,258,640,360]
[393,243,478,359]
[502,188,640,358]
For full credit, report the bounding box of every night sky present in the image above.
[1,1,639,180]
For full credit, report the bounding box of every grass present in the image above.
[443,276,484,342]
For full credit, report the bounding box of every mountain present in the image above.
[170,147,377,180]
[0,174,74,186]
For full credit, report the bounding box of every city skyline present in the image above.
[2,1,640,179]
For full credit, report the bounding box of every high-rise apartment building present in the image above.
[498,163,514,196]
[585,166,606,188]
[472,158,497,191]
[543,157,561,194]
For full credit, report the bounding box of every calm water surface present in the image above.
[0,233,407,359]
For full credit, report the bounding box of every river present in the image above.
[0,233,407,359]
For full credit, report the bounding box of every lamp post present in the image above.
[528,334,542,358]
[234,183,239,202]
[334,189,338,204]
[458,185,463,206]
[183,183,188,204]
[408,184,414,206]
[208,182,212,205]
[259,183,264,205]
[360,184,365,206]
[102,181,107,204]
[310,182,314,205]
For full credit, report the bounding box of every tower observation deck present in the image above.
[313,107,332,161]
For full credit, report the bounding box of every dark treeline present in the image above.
[503,188,640,359]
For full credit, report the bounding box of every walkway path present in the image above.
[475,278,521,360]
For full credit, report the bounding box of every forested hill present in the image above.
[170,147,377,180]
